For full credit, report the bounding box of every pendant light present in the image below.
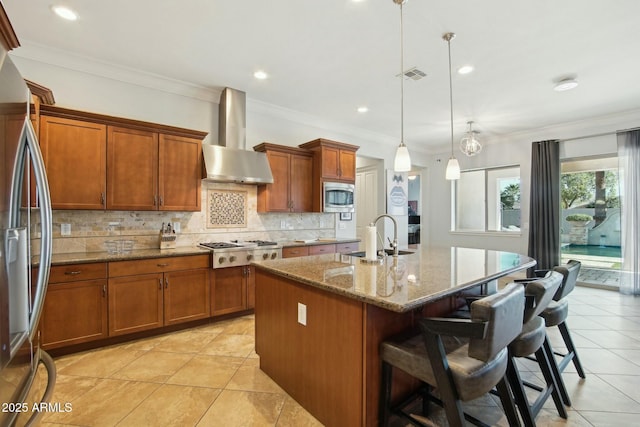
[393,0,411,172]
[460,120,482,156]
[443,32,460,180]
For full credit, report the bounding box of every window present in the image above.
[454,166,521,232]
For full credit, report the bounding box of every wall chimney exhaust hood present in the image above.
[203,88,274,184]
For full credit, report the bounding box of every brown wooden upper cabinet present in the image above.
[298,138,359,183]
[107,128,202,211]
[38,106,206,211]
[254,143,313,213]
[39,115,107,210]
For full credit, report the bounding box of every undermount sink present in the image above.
[347,249,414,257]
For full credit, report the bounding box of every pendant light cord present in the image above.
[447,36,454,157]
[399,1,404,146]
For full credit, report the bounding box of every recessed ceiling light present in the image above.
[457,65,474,75]
[253,70,268,80]
[357,106,368,113]
[554,78,578,92]
[52,5,78,21]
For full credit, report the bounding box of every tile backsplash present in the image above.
[46,182,336,254]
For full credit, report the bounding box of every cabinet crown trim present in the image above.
[298,138,360,152]
[40,105,208,140]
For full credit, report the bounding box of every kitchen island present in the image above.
[252,246,535,427]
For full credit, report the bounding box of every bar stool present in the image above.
[379,283,525,427]
[507,271,567,427]
[540,260,586,379]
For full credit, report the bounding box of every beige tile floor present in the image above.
[29,286,640,426]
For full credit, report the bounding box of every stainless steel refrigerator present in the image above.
[0,39,55,426]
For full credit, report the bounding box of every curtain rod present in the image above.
[559,126,640,143]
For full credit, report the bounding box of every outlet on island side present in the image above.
[297,302,307,326]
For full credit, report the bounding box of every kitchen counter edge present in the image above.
[37,247,212,266]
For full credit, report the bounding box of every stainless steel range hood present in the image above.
[203,88,274,184]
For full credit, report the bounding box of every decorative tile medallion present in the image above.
[207,190,247,228]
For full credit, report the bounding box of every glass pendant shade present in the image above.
[460,121,482,156]
[394,143,411,172]
[445,157,460,180]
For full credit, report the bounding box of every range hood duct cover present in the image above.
[203,88,274,184]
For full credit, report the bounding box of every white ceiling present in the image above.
[5,0,640,153]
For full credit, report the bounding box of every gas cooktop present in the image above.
[199,240,279,251]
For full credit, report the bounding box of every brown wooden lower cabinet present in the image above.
[108,254,210,336]
[108,272,164,336]
[308,244,335,255]
[211,265,254,316]
[164,268,211,325]
[335,242,358,253]
[41,263,108,349]
[282,246,309,258]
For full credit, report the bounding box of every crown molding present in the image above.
[0,3,19,51]
[11,40,220,102]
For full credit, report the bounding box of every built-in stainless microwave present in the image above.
[323,182,355,213]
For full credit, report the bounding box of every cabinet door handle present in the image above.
[153,195,158,206]
[102,284,106,297]
[157,263,169,267]
[64,270,81,275]
[159,196,164,206]
[158,278,162,289]
[165,277,169,288]
[100,192,105,206]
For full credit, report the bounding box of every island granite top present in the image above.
[252,246,535,313]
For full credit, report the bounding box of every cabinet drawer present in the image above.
[49,263,107,283]
[109,254,210,277]
[336,242,359,253]
[282,246,310,258]
[309,244,336,255]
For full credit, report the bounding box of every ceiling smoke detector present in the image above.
[554,77,579,92]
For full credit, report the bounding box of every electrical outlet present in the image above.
[172,222,181,233]
[280,220,286,229]
[339,222,346,230]
[61,223,71,236]
[297,303,307,326]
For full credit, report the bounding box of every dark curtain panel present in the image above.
[528,140,560,274]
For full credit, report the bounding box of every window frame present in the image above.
[451,164,522,235]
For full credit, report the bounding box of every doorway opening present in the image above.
[560,156,621,288]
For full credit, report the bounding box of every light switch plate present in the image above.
[297,303,307,326]
[61,223,71,236]
[172,222,181,233]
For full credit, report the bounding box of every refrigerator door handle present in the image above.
[10,119,53,341]
[26,119,52,341]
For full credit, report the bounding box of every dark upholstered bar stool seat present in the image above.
[379,283,525,427]
[381,334,505,402]
[507,271,567,427]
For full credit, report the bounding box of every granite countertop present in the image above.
[42,246,211,266]
[280,238,360,248]
[252,246,535,313]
